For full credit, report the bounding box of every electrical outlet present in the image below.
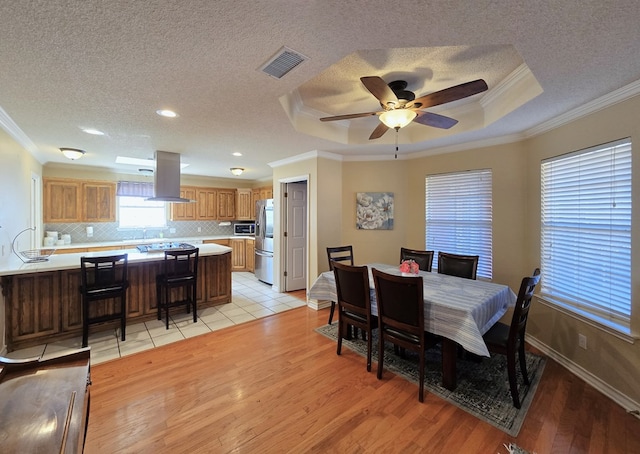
[169,228,176,234]
[578,333,587,349]
[197,227,201,232]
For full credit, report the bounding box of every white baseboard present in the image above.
[526,335,640,418]
[307,298,331,311]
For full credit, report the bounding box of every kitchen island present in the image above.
[0,243,232,351]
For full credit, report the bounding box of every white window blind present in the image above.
[425,169,493,279]
[540,138,632,333]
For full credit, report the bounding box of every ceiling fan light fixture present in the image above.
[60,147,86,160]
[230,167,244,176]
[379,109,417,129]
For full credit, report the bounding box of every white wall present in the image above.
[0,129,43,353]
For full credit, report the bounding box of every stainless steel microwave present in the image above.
[234,223,256,235]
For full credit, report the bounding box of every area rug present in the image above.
[315,323,546,437]
[502,443,536,454]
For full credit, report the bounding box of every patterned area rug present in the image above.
[502,443,536,454]
[315,323,546,437]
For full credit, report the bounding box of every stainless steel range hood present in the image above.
[146,151,195,203]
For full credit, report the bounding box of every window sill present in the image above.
[536,295,637,344]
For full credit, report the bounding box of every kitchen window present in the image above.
[540,138,632,334]
[117,181,167,229]
[425,169,493,279]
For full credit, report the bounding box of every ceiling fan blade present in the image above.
[369,122,389,140]
[407,79,488,109]
[414,111,459,129]
[320,111,380,122]
[360,76,399,107]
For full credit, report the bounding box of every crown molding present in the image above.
[525,79,640,138]
[269,150,343,168]
[0,106,39,156]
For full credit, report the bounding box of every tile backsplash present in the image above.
[43,221,234,244]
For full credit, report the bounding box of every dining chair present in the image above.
[332,262,377,371]
[156,248,199,329]
[326,245,354,325]
[80,253,129,348]
[372,268,439,402]
[482,268,541,408]
[400,247,434,272]
[437,251,479,280]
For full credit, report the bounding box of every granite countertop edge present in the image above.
[0,237,240,277]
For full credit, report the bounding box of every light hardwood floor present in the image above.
[85,297,640,453]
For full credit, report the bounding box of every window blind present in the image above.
[540,138,632,332]
[425,169,493,279]
[116,181,154,197]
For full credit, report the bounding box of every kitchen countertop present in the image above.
[0,242,232,277]
[50,235,254,250]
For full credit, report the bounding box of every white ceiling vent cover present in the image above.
[260,47,308,79]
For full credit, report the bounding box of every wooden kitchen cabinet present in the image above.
[251,188,261,211]
[217,189,236,220]
[170,187,197,220]
[196,188,217,220]
[2,272,61,345]
[236,188,253,220]
[251,186,272,214]
[230,238,246,271]
[259,186,273,200]
[204,239,229,246]
[44,178,115,223]
[82,181,116,222]
[43,178,82,223]
[246,238,255,272]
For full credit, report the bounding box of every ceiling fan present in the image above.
[319,76,488,139]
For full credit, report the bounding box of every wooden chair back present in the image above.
[333,261,376,371]
[400,247,434,272]
[437,251,479,280]
[327,245,354,271]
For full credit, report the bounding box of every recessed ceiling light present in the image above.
[156,109,178,118]
[232,152,242,157]
[81,128,105,135]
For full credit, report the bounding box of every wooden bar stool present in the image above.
[156,248,199,329]
[80,254,129,348]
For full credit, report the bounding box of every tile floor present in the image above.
[4,272,307,365]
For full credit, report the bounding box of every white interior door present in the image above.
[285,182,307,291]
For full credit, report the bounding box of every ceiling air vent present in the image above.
[259,46,308,79]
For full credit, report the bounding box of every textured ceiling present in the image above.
[1,1,640,180]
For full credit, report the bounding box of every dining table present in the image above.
[308,263,517,391]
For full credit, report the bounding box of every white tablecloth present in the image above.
[308,263,517,357]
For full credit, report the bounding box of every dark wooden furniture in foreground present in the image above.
[80,254,129,347]
[84,305,640,453]
[372,268,439,402]
[333,262,376,371]
[400,247,434,272]
[326,245,354,324]
[156,248,199,329]
[0,348,91,453]
[483,268,541,408]
[1,251,231,351]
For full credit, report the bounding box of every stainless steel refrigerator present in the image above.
[255,198,274,284]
